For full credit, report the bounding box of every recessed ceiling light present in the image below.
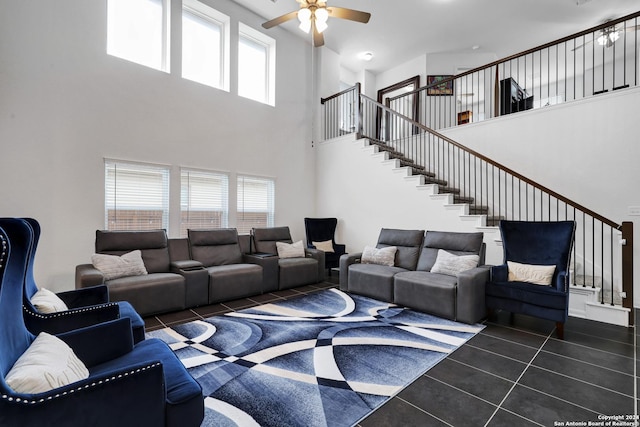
[358,51,374,61]
[472,45,480,50]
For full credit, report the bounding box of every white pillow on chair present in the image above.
[30,288,69,314]
[312,240,334,253]
[507,261,556,286]
[5,332,89,394]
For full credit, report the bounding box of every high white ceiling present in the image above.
[231,0,640,74]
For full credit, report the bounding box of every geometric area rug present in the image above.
[147,288,484,427]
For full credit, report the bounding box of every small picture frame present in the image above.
[426,75,454,96]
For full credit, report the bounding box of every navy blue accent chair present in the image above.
[485,220,576,339]
[0,218,204,427]
[18,218,146,343]
[304,217,346,275]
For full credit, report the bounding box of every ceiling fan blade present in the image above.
[571,39,593,51]
[312,20,325,47]
[326,6,371,24]
[262,10,299,29]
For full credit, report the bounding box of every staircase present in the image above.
[367,138,502,226]
[316,131,631,327]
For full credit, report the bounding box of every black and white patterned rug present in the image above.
[148,288,484,427]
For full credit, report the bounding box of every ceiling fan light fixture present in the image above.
[597,27,620,47]
[314,7,329,33]
[297,7,312,32]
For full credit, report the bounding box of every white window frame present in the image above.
[106,0,171,72]
[180,168,229,237]
[104,159,171,232]
[238,23,276,106]
[236,175,275,234]
[181,0,230,91]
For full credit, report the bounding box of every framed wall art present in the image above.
[426,75,453,96]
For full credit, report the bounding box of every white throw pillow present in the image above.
[5,332,89,394]
[30,288,69,314]
[312,240,335,253]
[276,240,305,259]
[361,246,397,267]
[91,250,148,281]
[430,249,480,276]
[508,261,556,286]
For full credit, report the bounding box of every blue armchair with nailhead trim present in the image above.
[0,218,204,427]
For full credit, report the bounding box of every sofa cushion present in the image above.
[188,229,243,266]
[278,257,318,289]
[376,228,424,270]
[417,231,484,271]
[207,264,263,303]
[91,250,148,281]
[5,332,89,394]
[430,250,479,277]
[95,230,171,273]
[348,263,407,302]
[485,280,567,309]
[106,273,186,316]
[91,338,203,425]
[276,240,305,259]
[394,271,458,320]
[30,288,69,313]
[361,245,397,266]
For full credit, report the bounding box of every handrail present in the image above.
[362,94,621,230]
[321,83,361,104]
[388,10,640,103]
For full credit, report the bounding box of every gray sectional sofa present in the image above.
[340,228,489,324]
[76,227,324,317]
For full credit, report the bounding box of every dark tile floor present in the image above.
[144,278,638,427]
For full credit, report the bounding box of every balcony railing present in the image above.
[379,11,640,131]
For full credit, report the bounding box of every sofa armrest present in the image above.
[305,248,326,282]
[57,318,134,368]
[333,243,347,256]
[456,266,491,324]
[244,254,279,293]
[171,260,204,271]
[171,260,208,308]
[75,264,105,289]
[24,302,121,337]
[57,285,110,307]
[339,253,362,291]
[490,264,508,282]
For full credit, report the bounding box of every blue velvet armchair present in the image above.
[304,217,346,275]
[0,218,204,427]
[485,220,576,339]
[17,218,146,343]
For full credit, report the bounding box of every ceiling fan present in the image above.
[572,23,639,51]
[261,0,371,47]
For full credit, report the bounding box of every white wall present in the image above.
[375,54,427,94]
[0,0,315,291]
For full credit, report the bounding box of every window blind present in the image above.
[180,168,229,237]
[236,175,275,234]
[105,159,170,231]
